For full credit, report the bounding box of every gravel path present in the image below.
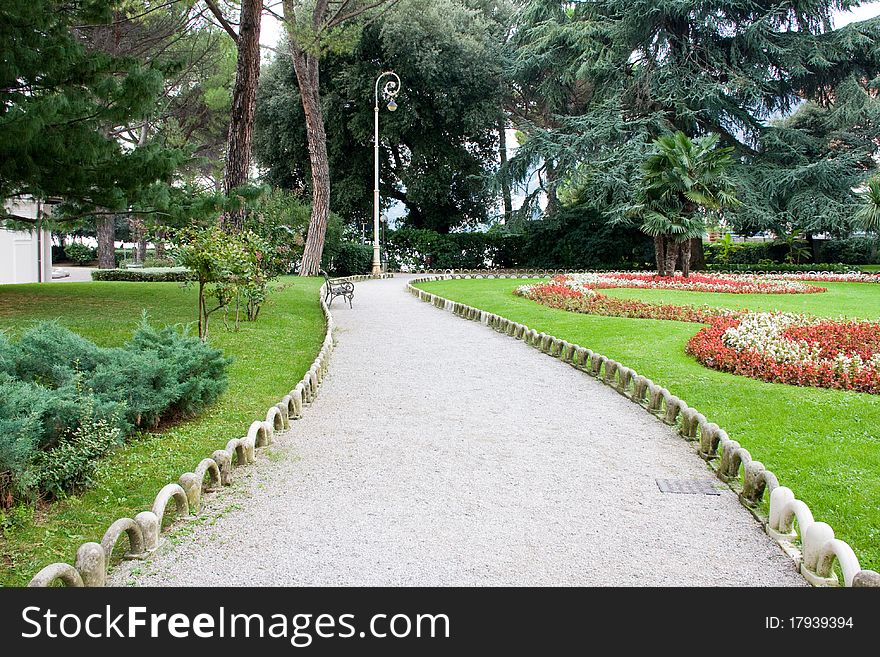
[111,275,804,586]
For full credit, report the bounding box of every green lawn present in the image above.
[0,277,324,586]
[415,278,880,571]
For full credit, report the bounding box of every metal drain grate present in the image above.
[655,479,721,495]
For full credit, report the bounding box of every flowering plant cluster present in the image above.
[687,312,880,394]
[558,272,826,294]
[514,282,738,323]
[772,271,880,284]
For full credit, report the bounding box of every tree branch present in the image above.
[204,0,239,43]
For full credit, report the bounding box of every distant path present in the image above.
[111,275,804,586]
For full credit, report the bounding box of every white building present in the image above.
[1,197,53,284]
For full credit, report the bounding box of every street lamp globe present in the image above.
[387,98,398,112]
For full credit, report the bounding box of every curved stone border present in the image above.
[407,274,879,588]
[27,273,392,587]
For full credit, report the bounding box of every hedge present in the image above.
[91,267,195,282]
[705,262,859,273]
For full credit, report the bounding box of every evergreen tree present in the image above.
[506,1,880,267]
[0,0,186,226]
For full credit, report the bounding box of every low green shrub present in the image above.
[63,243,97,265]
[328,242,372,276]
[91,267,195,282]
[0,320,230,500]
[703,241,785,265]
[705,262,857,273]
[25,399,123,499]
[142,256,176,268]
[817,237,880,265]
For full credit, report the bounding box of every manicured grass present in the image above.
[415,278,880,571]
[0,277,324,586]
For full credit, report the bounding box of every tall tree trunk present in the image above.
[688,237,705,272]
[222,0,262,233]
[663,238,679,276]
[654,235,666,276]
[96,215,116,269]
[544,160,559,217]
[805,231,819,263]
[129,217,145,264]
[680,239,692,277]
[291,46,331,276]
[498,119,512,224]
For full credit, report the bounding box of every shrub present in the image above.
[385,228,526,270]
[520,205,653,270]
[703,241,785,265]
[91,267,195,282]
[705,262,857,273]
[12,322,109,388]
[24,398,123,499]
[0,320,230,501]
[119,320,230,424]
[329,241,372,276]
[817,238,880,265]
[63,242,97,265]
[143,256,177,268]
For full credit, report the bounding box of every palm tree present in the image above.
[856,176,880,258]
[632,132,739,277]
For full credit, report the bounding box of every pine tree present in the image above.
[0,0,185,226]
[506,1,880,269]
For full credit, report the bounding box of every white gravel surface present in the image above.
[111,275,805,586]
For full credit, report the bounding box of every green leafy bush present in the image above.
[385,228,526,270]
[703,241,785,265]
[91,267,195,282]
[25,398,123,499]
[0,320,230,501]
[328,241,372,276]
[63,242,97,264]
[705,262,857,272]
[817,238,880,265]
[142,256,177,268]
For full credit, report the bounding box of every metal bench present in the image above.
[321,270,354,308]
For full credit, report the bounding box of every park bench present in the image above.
[321,270,355,308]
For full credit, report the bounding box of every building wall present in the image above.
[1,198,53,284]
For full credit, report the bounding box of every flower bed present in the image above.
[514,281,739,323]
[773,271,880,284]
[559,272,827,294]
[687,313,880,394]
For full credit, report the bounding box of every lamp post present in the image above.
[373,71,401,275]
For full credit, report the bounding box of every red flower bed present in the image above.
[558,272,826,294]
[687,315,880,394]
[782,322,880,361]
[514,282,738,323]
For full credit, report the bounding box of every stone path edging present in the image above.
[409,273,880,588]
[25,273,393,587]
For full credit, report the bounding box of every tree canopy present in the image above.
[505,0,880,237]
[255,0,509,233]
[0,0,189,225]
